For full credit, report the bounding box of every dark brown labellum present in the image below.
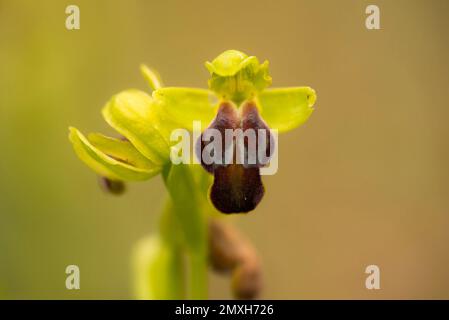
[196,101,274,213]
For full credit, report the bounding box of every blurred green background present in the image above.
[1,0,448,299]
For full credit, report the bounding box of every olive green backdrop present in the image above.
[1,0,448,299]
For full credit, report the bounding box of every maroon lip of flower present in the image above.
[196,101,275,214]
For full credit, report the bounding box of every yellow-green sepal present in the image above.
[68,127,161,181]
[257,87,317,132]
[152,87,218,131]
[102,89,170,166]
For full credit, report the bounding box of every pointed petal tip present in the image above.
[305,87,317,108]
[69,127,160,181]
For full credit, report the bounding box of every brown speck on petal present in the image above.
[118,135,129,142]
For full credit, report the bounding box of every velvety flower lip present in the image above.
[196,100,274,214]
[240,101,274,168]
[210,165,265,214]
[195,101,239,174]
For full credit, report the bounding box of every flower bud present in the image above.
[99,176,125,195]
[208,219,262,299]
[231,260,262,300]
[209,220,241,272]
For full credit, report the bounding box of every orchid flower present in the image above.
[68,50,316,299]
[69,50,316,213]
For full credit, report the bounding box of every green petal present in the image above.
[69,127,160,181]
[205,50,250,77]
[87,133,156,170]
[132,234,183,299]
[152,87,218,131]
[257,87,317,132]
[140,64,163,91]
[102,89,170,165]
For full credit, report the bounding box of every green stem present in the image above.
[158,199,185,299]
[162,164,209,299]
[189,251,208,299]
